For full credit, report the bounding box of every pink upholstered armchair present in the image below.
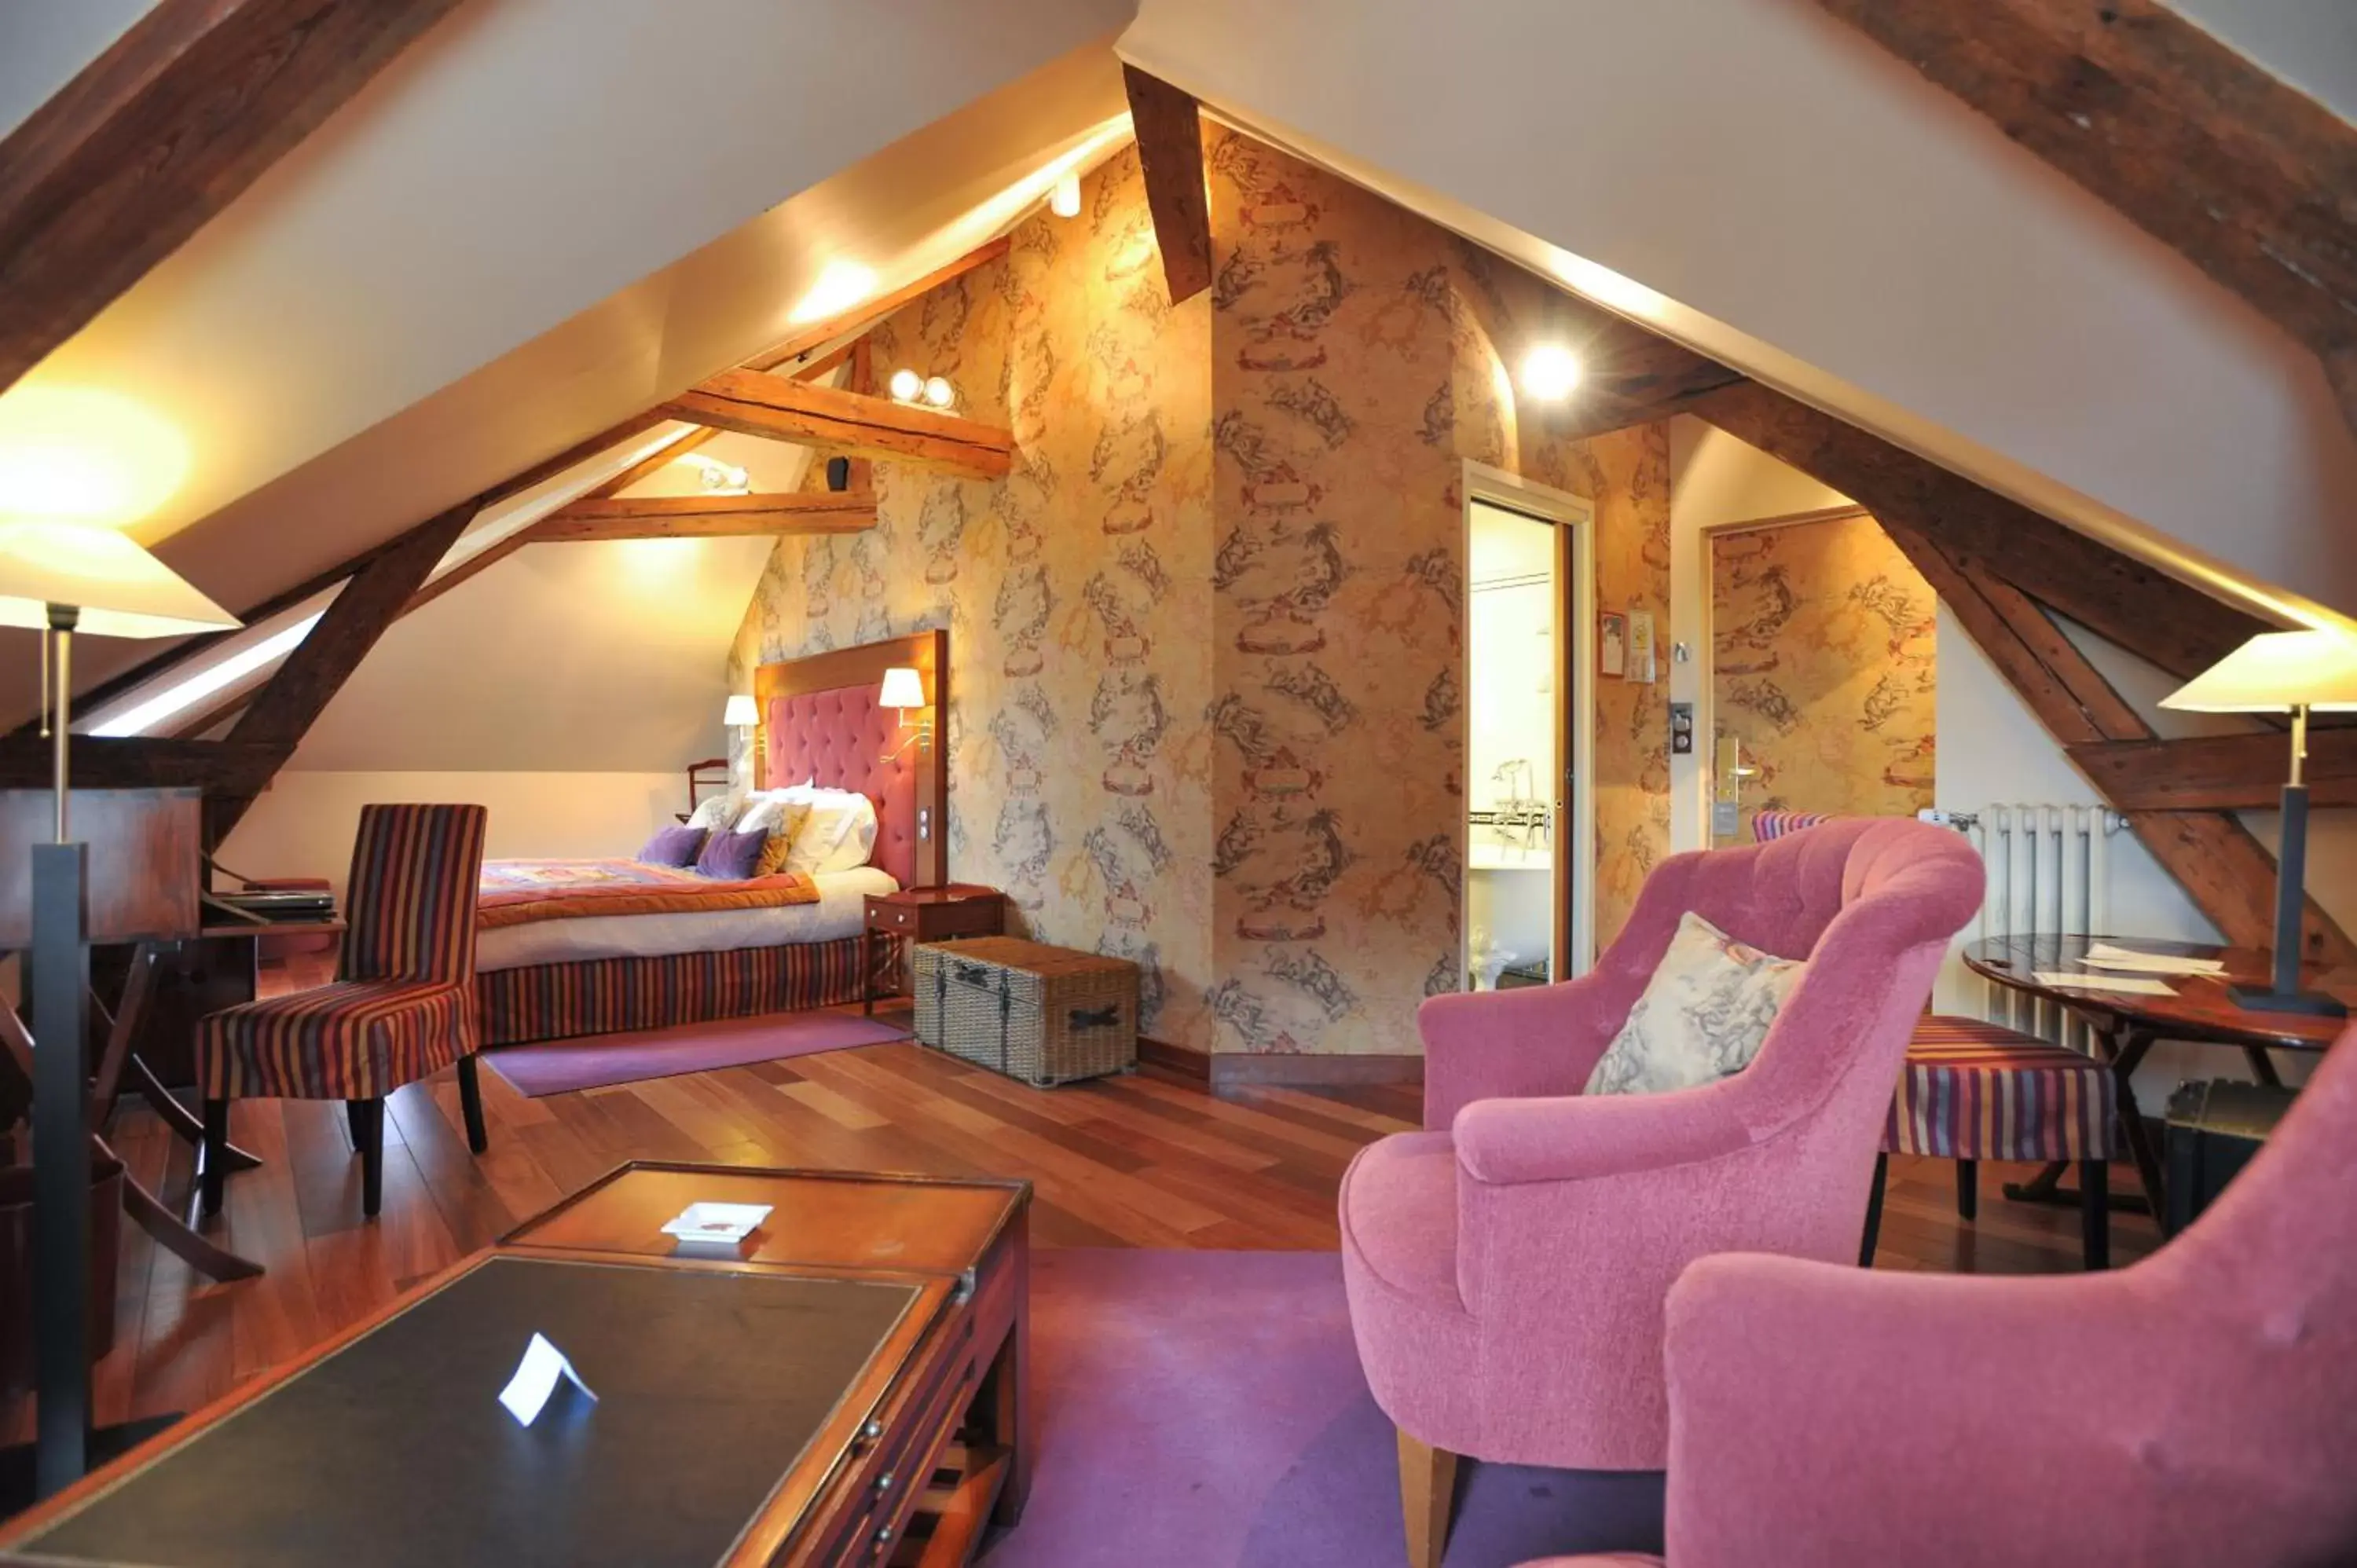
[1340,819,1982,1566]
[1533,1021,2357,1568]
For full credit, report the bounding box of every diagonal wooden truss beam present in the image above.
[1684,381,2267,680]
[662,368,1014,479]
[529,491,877,541]
[1879,518,2352,965]
[1811,0,2357,438]
[2069,729,2357,812]
[1123,66,1215,306]
[0,0,463,395]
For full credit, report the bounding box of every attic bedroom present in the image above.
[0,2,2353,1564]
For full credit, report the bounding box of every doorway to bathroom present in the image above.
[1462,463,1595,990]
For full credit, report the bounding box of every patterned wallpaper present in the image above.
[731,130,1675,1056]
[1710,513,1937,833]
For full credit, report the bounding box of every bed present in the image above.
[471,630,948,1046]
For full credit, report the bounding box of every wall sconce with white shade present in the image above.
[0,518,238,1493]
[880,665,932,758]
[2161,627,2357,1017]
[724,693,759,730]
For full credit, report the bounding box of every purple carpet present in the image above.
[989,1249,1663,1567]
[484,1009,910,1096]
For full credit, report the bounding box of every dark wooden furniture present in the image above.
[677,757,731,823]
[0,790,263,1283]
[1961,934,2350,1229]
[0,1162,1032,1568]
[2164,1079,2298,1233]
[864,886,1006,1015]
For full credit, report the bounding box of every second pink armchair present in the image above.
[1340,819,1982,1566]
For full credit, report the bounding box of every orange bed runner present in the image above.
[477,859,821,929]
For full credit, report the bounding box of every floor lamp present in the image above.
[2161,628,2357,1017]
[0,522,236,1497]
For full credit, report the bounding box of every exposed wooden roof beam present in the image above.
[205,496,479,841]
[1812,0,2357,437]
[1684,381,2268,680]
[0,736,287,794]
[0,0,463,394]
[1123,66,1215,306]
[662,369,1014,479]
[530,491,877,541]
[742,238,1010,375]
[2069,728,2357,812]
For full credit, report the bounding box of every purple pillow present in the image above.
[695,826,766,881]
[637,824,706,867]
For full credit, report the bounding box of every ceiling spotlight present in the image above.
[1049,172,1081,219]
[1519,345,1582,401]
[676,452,749,495]
[922,376,956,410]
[887,367,923,403]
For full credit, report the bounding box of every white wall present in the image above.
[1120,0,2357,636]
[218,771,689,901]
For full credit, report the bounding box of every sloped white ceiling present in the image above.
[286,432,809,771]
[1119,0,2357,630]
[2,0,1132,724]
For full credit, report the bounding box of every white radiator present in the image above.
[1926,804,2129,1047]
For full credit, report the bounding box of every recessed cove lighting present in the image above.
[1050,172,1081,219]
[0,385,190,527]
[888,368,924,403]
[787,259,875,325]
[1519,345,1582,401]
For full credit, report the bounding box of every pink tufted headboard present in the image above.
[753,631,946,890]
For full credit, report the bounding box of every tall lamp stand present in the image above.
[2233,704,2346,1018]
[31,606,91,1497]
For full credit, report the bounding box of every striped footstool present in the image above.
[1860,1016,2122,1270]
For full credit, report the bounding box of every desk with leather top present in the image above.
[0,1163,1032,1567]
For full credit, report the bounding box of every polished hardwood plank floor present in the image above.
[6,977,2158,1442]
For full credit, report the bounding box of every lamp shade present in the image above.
[724,694,759,727]
[2160,629,2357,714]
[0,521,236,638]
[878,666,926,709]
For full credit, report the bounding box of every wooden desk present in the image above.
[0,1163,1032,1567]
[1963,934,2350,1229]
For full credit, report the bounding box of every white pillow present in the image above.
[684,793,742,832]
[1582,912,1805,1097]
[734,789,801,835]
[783,788,878,876]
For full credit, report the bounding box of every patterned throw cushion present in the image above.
[637,824,707,867]
[1583,911,1805,1097]
[694,826,767,881]
[753,801,814,877]
[684,793,742,833]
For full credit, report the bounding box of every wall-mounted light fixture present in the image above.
[724,693,758,730]
[676,452,750,494]
[1050,172,1081,219]
[1519,345,1582,401]
[920,376,955,411]
[886,368,958,412]
[879,665,932,758]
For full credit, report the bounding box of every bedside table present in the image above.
[864,885,1006,1013]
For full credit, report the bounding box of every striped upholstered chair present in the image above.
[199,804,489,1219]
[1862,1016,2121,1269]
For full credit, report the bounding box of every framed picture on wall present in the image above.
[1599,610,1628,678]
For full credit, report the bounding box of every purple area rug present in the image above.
[989,1249,1663,1567]
[484,1009,910,1096]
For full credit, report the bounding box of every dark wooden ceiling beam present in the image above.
[0,736,288,793]
[0,0,464,394]
[2069,728,2357,812]
[662,368,1014,479]
[1879,518,2351,965]
[1123,66,1215,306]
[530,491,876,541]
[1811,0,2357,438]
[204,496,478,841]
[1685,380,2269,680]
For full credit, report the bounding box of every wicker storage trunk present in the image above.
[912,936,1138,1086]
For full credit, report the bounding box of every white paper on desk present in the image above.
[2034,970,2176,997]
[498,1332,597,1426]
[2080,943,2225,976]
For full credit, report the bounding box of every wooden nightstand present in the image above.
[863,884,1006,1013]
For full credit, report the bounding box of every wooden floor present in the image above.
[5,972,2158,1442]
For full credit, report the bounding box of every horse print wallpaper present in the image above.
[731,130,1673,1057]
